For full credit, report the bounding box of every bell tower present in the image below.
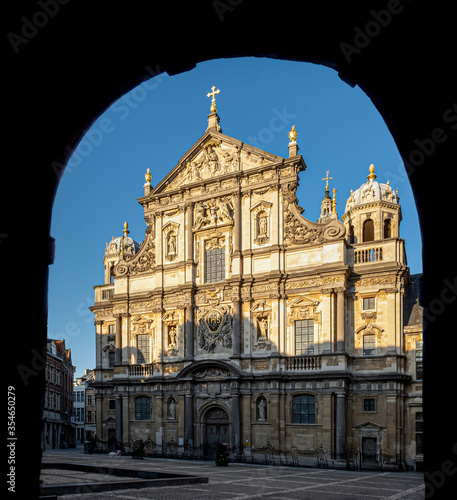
[341,164,402,245]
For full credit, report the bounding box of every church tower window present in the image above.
[294,319,314,355]
[363,219,374,242]
[383,218,392,238]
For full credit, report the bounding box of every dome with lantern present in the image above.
[104,222,140,257]
[344,164,399,213]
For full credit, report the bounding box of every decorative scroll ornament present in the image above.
[114,217,156,276]
[283,203,346,247]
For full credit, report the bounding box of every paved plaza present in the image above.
[41,446,425,499]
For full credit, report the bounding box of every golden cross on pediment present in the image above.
[207,86,220,113]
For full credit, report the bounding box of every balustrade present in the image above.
[101,287,114,300]
[128,364,154,377]
[285,355,322,371]
[354,247,382,264]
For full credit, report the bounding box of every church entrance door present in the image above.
[362,437,377,464]
[204,407,229,459]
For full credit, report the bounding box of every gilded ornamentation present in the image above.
[289,125,298,142]
[207,85,220,113]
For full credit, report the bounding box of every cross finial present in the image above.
[207,86,220,113]
[322,170,333,189]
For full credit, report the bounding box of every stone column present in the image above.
[232,298,241,357]
[335,393,346,459]
[233,192,241,253]
[114,314,122,365]
[336,287,346,353]
[95,320,103,369]
[186,202,194,262]
[184,393,194,449]
[233,192,242,277]
[231,393,241,451]
[185,305,194,359]
[115,395,122,445]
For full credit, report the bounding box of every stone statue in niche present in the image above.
[257,317,268,340]
[166,232,177,261]
[167,325,177,350]
[168,398,176,419]
[257,398,266,421]
[254,210,269,245]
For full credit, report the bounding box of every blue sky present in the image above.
[48,57,422,377]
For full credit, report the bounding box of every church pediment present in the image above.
[150,130,283,196]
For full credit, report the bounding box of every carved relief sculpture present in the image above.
[197,302,233,353]
[193,198,233,230]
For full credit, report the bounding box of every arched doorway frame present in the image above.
[198,402,232,458]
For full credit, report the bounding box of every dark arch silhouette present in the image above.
[5,3,456,497]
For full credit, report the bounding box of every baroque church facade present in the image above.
[90,89,423,469]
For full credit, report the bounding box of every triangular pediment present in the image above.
[150,129,284,195]
[289,296,319,308]
[353,420,386,430]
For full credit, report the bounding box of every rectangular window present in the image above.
[108,324,116,334]
[135,396,151,420]
[109,350,115,368]
[363,297,375,310]
[109,399,116,410]
[415,412,424,455]
[363,398,376,412]
[205,247,225,283]
[87,395,92,406]
[295,320,314,355]
[137,334,150,364]
[292,395,316,424]
[415,340,423,380]
[363,334,376,356]
[87,410,92,423]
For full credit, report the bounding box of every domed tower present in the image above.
[342,164,401,250]
[103,222,140,284]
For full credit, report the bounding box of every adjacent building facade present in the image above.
[90,92,423,469]
[42,339,75,449]
[73,369,96,442]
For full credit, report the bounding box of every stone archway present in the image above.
[5,4,456,497]
[202,406,230,459]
